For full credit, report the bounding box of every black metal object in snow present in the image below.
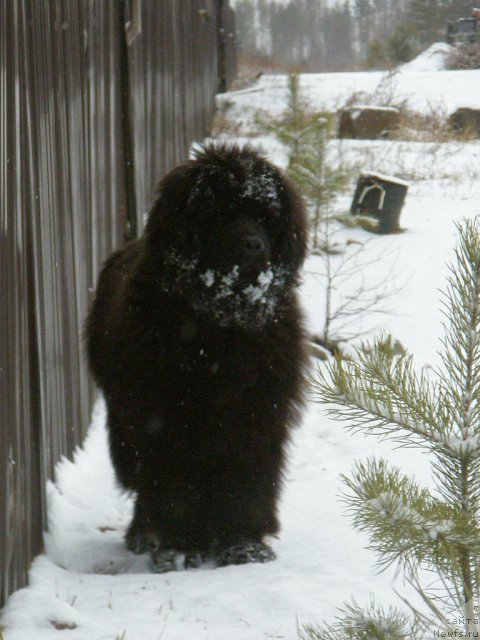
[350,172,409,233]
[0,0,237,608]
[446,15,480,45]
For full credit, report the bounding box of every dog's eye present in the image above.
[257,207,281,231]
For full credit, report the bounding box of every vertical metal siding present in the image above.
[0,0,43,602]
[22,1,126,483]
[1,0,127,604]
[128,0,225,233]
[1,0,236,608]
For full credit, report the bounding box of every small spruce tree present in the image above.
[306,218,480,638]
[287,117,349,249]
[256,73,312,167]
[256,73,350,249]
[387,24,416,65]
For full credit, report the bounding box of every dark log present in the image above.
[449,107,480,138]
[338,105,400,140]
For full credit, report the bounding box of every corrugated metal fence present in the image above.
[0,0,236,607]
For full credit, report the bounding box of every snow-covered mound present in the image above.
[400,42,453,72]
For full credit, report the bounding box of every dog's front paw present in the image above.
[216,541,276,567]
[184,552,207,569]
[125,528,162,554]
[150,549,177,573]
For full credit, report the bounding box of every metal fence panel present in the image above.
[1,0,236,608]
[128,0,222,234]
[1,0,127,605]
[0,1,43,601]
[22,1,127,481]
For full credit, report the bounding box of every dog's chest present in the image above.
[172,333,261,386]
[166,317,277,399]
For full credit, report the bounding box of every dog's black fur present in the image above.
[86,144,308,571]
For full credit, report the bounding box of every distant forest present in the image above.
[234,0,479,71]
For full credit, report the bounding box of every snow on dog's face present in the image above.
[145,144,307,328]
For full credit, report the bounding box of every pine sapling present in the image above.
[288,118,349,249]
[308,218,480,637]
[255,73,312,165]
[255,72,350,248]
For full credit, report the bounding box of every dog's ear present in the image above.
[144,163,195,256]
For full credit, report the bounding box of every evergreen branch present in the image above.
[399,574,480,635]
[431,451,480,516]
[341,459,461,577]
[298,598,414,640]
[438,219,480,444]
[313,334,480,462]
[312,339,446,451]
[393,580,455,635]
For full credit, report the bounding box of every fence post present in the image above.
[118,0,138,241]
[216,0,227,93]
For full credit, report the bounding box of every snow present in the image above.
[3,64,480,639]
[243,268,275,303]
[350,104,400,114]
[241,162,280,208]
[400,43,453,73]
[444,433,480,454]
[359,171,410,188]
[198,262,287,327]
[165,251,285,328]
[220,61,479,132]
[200,269,216,287]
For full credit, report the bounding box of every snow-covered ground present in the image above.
[2,54,480,639]
[220,57,477,133]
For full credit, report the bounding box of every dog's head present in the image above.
[145,144,307,327]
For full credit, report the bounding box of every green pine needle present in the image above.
[299,598,413,640]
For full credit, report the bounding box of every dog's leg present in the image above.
[125,499,163,554]
[210,471,281,567]
[128,481,211,572]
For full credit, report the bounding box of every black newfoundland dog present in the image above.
[86,144,308,572]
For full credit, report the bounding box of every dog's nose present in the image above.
[242,235,266,257]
